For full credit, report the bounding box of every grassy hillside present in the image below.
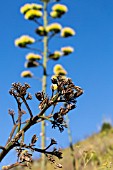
[12,123,113,170]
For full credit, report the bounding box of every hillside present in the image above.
[12,123,113,170]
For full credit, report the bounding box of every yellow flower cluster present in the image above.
[31,3,42,10]
[15,35,35,48]
[25,9,42,20]
[53,64,67,76]
[61,27,76,37]
[50,4,68,18]
[21,70,33,78]
[49,51,62,60]
[61,46,74,55]
[26,53,42,61]
[49,46,74,60]
[51,84,58,91]
[20,3,42,14]
[20,3,43,20]
[52,4,68,13]
[51,75,57,80]
[47,23,62,33]
[35,26,47,36]
[25,61,39,68]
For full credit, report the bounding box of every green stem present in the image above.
[66,114,77,170]
[41,2,48,170]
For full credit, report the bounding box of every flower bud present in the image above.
[35,92,43,101]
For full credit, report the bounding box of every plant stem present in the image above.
[41,2,48,170]
[66,114,77,170]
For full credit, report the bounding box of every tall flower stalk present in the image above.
[14,1,83,170]
[41,2,48,170]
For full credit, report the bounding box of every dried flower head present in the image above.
[61,46,74,55]
[52,4,68,14]
[47,23,62,33]
[19,150,32,162]
[24,9,42,20]
[31,134,38,145]
[61,27,76,37]
[9,82,31,98]
[35,26,47,36]
[53,64,67,76]
[21,70,33,78]
[15,35,35,48]
[25,61,39,68]
[8,109,15,116]
[35,92,44,101]
[26,53,42,61]
[49,51,62,60]
[26,93,32,100]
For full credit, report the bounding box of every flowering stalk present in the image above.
[12,1,83,170]
[66,114,76,170]
[41,1,48,170]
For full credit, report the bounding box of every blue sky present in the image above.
[1,0,113,167]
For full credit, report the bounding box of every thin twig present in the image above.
[0,94,59,162]
[13,95,22,134]
[33,18,42,26]
[22,97,33,118]
[2,162,27,170]
[51,104,56,115]
[34,148,61,159]
[48,32,56,42]
[5,124,17,146]
[25,46,43,54]
[33,76,42,82]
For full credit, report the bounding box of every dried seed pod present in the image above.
[57,117,63,124]
[26,93,32,100]
[31,134,38,144]
[35,92,43,101]
[53,112,59,120]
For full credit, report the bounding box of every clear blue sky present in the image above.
[1,0,113,167]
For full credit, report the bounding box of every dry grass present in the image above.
[12,126,113,170]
